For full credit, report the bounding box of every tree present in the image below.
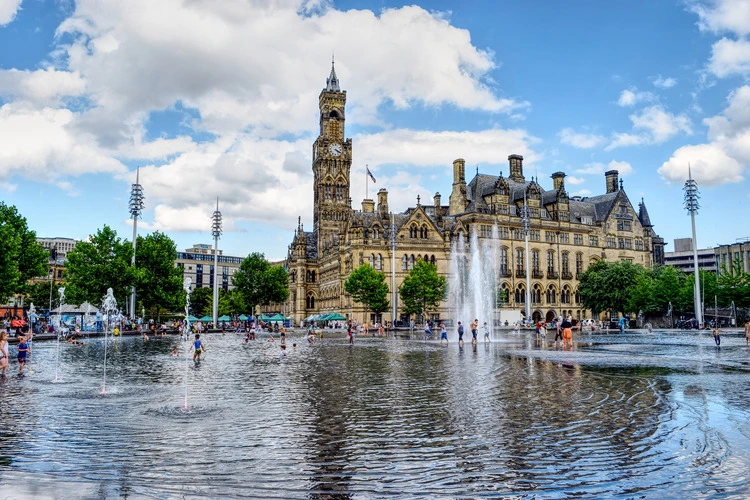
[398,260,447,319]
[219,288,246,316]
[0,203,48,303]
[232,253,289,316]
[717,261,750,308]
[64,225,135,308]
[26,282,60,314]
[344,263,390,316]
[188,287,213,317]
[135,232,184,318]
[578,260,644,316]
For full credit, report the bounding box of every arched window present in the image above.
[546,285,556,304]
[306,294,315,309]
[562,252,570,274]
[515,284,526,304]
[372,229,379,239]
[423,255,429,263]
[532,284,542,304]
[500,247,508,275]
[547,251,555,274]
[430,255,436,265]
[376,254,382,270]
[410,254,415,270]
[575,289,580,304]
[369,254,374,267]
[402,255,408,271]
[561,285,571,304]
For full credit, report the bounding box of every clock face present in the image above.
[330,143,342,156]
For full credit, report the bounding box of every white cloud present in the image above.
[657,143,743,185]
[558,128,607,149]
[0,0,21,26]
[54,0,525,145]
[692,0,750,36]
[617,88,654,107]
[571,189,591,197]
[651,75,677,89]
[0,68,86,105]
[607,105,691,149]
[0,103,126,184]
[576,160,633,176]
[566,176,586,185]
[708,37,750,77]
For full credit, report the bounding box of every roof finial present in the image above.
[417,194,421,206]
[619,178,624,190]
[326,55,340,91]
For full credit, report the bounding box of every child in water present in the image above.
[17,335,29,373]
[192,334,205,361]
[171,346,178,357]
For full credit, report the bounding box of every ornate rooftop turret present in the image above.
[326,57,340,92]
[638,198,653,227]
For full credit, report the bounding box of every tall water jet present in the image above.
[182,278,192,410]
[100,288,117,394]
[54,288,65,382]
[448,224,501,339]
[27,303,36,368]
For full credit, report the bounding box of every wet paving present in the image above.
[1,329,749,498]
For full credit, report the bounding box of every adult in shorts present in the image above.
[561,317,573,347]
[745,321,750,345]
[457,321,464,346]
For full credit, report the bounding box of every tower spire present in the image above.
[326,56,340,92]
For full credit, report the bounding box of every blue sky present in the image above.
[0,0,748,261]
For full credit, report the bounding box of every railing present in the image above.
[562,271,574,280]
[499,269,511,278]
[515,269,526,279]
[532,270,544,279]
[547,271,558,279]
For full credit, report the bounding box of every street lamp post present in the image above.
[683,166,702,328]
[521,192,531,323]
[129,168,145,320]
[211,198,223,329]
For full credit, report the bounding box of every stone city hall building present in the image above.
[286,64,665,326]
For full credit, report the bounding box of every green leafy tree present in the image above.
[219,288,246,316]
[189,287,213,317]
[232,253,289,316]
[578,260,644,316]
[717,261,750,308]
[344,263,390,316]
[0,203,48,302]
[64,225,135,308]
[26,282,59,313]
[398,260,447,319]
[135,231,185,319]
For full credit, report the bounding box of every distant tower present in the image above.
[312,58,352,245]
[449,158,467,216]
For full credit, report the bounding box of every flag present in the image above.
[366,167,376,183]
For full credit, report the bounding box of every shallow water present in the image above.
[1,330,749,498]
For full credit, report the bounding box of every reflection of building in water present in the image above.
[287,62,665,326]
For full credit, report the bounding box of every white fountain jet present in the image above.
[183,277,192,410]
[100,288,118,394]
[448,224,500,340]
[54,287,65,382]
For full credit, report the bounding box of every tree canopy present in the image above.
[232,252,289,315]
[578,260,644,316]
[344,263,390,315]
[398,260,447,318]
[0,202,48,303]
[135,231,185,316]
[64,225,136,309]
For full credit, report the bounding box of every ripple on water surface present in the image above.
[0,331,749,498]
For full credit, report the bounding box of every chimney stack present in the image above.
[605,170,619,194]
[551,171,566,190]
[362,199,375,213]
[377,188,389,218]
[509,154,524,182]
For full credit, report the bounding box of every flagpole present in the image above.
[365,164,369,199]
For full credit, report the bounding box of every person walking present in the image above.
[424,321,432,341]
[347,321,354,345]
[483,322,490,343]
[470,319,479,345]
[0,331,9,378]
[713,326,722,347]
[16,334,29,374]
[561,316,573,348]
[618,316,627,333]
[192,334,206,362]
[457,321,465,347]
[440,322,448,346]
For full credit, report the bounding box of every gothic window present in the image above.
[376,254,382,270]
[562,252,570,274]
[410,254,415,270]
[372,229,379,239]
[532,250,540,272]
[430,255,436,265]
[423,255,429,263]
[546,285,556,304]
[500,247,508,275]
[402,255,408,271]
[515,284,526,304]
[516,248,524,272]
[306,293,315,309]
[369,254,374,267]
[547,251,555,273]
[576,253,584,275]
[532,284,542,304]
[561,285,571,304]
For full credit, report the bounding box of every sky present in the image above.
[1,0,749,261]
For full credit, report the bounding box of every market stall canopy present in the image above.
[218,315,231,322]
[200,316,212,322]
[187,315,199,322]
[238,315,249,321]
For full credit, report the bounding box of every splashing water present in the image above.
[100,288,118,394]
[54,288,65,382]
[448,224,500,341]
[183,278,192,410]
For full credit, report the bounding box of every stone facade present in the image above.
[286,65,665,325]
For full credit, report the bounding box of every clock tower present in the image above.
[312,60,352,245]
